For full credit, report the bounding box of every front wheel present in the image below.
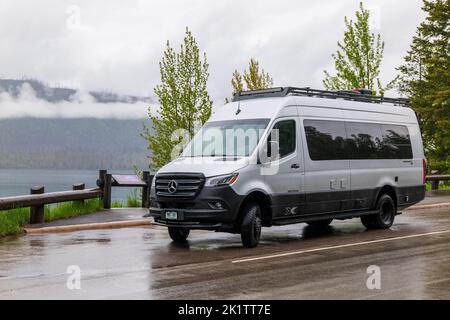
[361,194,396,229]
[168,227,190,243]
[240,203,262,248]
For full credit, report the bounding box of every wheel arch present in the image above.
[374,185,398,210]
[235,191,273,230]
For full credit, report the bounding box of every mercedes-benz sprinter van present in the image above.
[149,87,426,248]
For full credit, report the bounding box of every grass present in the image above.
[0,198,103,237]
[426,181,450,191]
[0,207,30,237]
[44,198,103,222]
[112,188,141,208]
[1,187,142,237]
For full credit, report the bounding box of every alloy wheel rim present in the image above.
[254,216,262,240]
[380,202,393,224]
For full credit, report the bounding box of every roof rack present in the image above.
[232,87,410,107]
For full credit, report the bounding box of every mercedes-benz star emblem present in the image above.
[167,180,178,194]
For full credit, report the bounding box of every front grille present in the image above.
[155,173,204,199]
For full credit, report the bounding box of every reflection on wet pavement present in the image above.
[0,206,449,299]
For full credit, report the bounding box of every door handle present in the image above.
[402,160,413,165]
[291,163,300,169]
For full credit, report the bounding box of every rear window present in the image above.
[380,125,413,159]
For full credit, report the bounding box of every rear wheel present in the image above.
[361,194,396,229]
[240,203,262,248]
[306,219,333,228]
[168,227,190,242]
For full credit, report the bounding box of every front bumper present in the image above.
[149,185,244,232]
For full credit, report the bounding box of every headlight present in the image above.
[205,173,238,187]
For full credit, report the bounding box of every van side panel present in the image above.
[298,104,425,215]
[341,108,424,210]
[298,107,351,214]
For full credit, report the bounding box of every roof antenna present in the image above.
[235,99,241,115]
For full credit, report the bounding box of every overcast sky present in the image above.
[0,0,425,106]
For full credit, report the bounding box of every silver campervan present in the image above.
[150,87,426,248]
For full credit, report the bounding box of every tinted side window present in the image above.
[304,120,347,160]
[380,125,413,159]
[346,122,383,159]
[270,120,296,158]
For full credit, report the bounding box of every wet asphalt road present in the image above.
[1,207,450,299]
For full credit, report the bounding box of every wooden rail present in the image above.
[0,169,153,224]
[0,188,101,211]
[426,174,450,190]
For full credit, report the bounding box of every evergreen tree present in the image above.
[398,0,450,172]
[142,28,212,170]
[323,2,397,95]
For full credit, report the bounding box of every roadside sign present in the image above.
[111,174,146,187]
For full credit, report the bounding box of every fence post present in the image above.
[431,180,440,190]
[73,183,85,204]
[103,174,112,209]
[141,171,150,208]
[29,186,45,224]
[98,169,107,189]
[97,170,110,209]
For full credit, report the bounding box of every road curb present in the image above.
[21,201,450,234]
[405,202,450,211]
[24,219,152,234]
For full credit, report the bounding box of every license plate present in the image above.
[165,211,178,220]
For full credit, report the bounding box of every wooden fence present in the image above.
[0,170,154,224]
[426,174,450,190]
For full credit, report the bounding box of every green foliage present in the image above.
[323,2,397,95]
[126,189,141,208]
[44,199,103,222]
[142,28,212,171]
[0,208,29,237]
[227,59,274,101]
[398,0,450,173]
[111,200,124,208]
[426,181,450,191]
[111,189,141,208]
[0,199,103,237]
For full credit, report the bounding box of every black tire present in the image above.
[361,194,396,230]
[168,227,190,242]
[240,203,262,248]
[306,219,333,228]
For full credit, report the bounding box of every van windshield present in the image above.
[182,119,270,157]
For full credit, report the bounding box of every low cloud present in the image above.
[0,0,425,105]
[0,83,151,119]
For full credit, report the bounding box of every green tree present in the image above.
[227,58,273,101]
[142,28,212,171]
[398,0,450,172]
[323,2,397,95]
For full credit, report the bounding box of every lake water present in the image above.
[0,169,140,202]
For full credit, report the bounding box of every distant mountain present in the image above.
[0,78,153,104]
[0,118,152,170]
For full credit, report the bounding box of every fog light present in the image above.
[209,201,224,210]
